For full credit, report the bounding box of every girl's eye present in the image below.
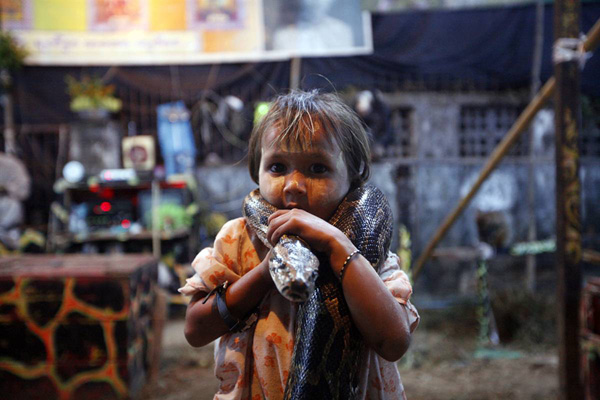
[269,163,286,173]
[310,164,328,174]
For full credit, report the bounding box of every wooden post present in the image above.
[290,57,301,90]
[1,70,17,155]
[152,180,161,260]
[553,0,583,398]
[526,0,545,292]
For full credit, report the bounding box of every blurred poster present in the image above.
[0,0,32,29]
[88,0,148,31]
[263,0,371,57]
[187,0,243,29]
[1,0,371,65]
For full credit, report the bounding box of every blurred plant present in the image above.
[203,212,228,238]
[145,203,192,231]
[0,31,27,72]
[583,339,600,361]
[65,75,122,113]
[396,224,412,279]
[0,31,28,90]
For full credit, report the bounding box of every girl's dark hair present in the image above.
[248,89,371,188]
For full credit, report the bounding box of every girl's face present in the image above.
[258,124,351,221]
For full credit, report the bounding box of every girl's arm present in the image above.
[184,252,274,347]
[267,208,412,362]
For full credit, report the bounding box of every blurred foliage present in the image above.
[582,339,600,360]
[145,204,192,231]
[396,224,412,279]
[65,75,122,113]
[202,212,228,238]
[161,252,176,269]
[0,31,27,72]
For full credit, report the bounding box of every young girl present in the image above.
[180,90,419,399]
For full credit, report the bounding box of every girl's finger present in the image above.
[268,209,290,223]
[267,216,301,244]
[268,221,294,245]
[267,211,312,244]
[266,213,290,239]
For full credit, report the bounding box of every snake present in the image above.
[243,184,393,399]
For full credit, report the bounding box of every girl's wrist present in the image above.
[258,255,275,287]
[328,233,357,275]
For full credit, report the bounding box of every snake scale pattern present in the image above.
[243,184,393,399]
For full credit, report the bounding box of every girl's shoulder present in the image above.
[214,217,248,243]
[180,218,252,296]
[217,216,247,234]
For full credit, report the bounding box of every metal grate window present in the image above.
[384,107,413,158]
[458,105,527,157]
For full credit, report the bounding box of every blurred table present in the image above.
[0,254,164,399]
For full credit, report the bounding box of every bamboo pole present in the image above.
[412,16,600,281]
[554,0,583,396]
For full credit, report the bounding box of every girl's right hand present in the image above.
[184,251,274,347]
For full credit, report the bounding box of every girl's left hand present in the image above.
[268,209,412,362]
[266,208,355,270]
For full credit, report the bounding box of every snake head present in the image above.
[269,235,319,302]
[281,277,313,302]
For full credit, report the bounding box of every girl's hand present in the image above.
[184,250,274,347]
[266,208,355,273]
[267,208,413,361]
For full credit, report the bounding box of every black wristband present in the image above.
[206,281,257,333]
[215,282,242,331]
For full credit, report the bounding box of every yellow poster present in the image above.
[33,0,86,31]
[149,0,186,31]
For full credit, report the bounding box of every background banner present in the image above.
[0,0,372,65]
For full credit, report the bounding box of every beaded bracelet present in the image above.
[339,249,361,282]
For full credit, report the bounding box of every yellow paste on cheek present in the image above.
[258,127,350,218]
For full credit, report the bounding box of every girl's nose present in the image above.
[283,171,307,196]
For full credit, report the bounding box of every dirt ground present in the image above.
[141,305,558,400]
